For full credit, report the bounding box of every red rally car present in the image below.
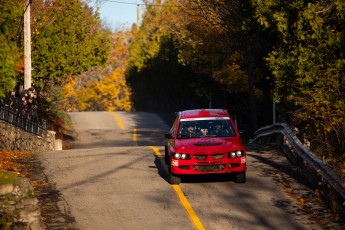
[164,109,246,184]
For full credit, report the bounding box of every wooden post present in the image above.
[24,0,32,90]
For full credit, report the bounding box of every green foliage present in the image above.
[1,0,341,163]
[127,1,214,112]
[59,29,134,112]
[0,35,18,97]
[128,0,344,159]
[127,3,171,71]
[0,0,112,108]
[32,0,112,91]
[55,110,73,130]
[0,0,24,97]
[127,35,203,112]
[127,0,276,130]
[0,172,20,185]
[253,0,345,157]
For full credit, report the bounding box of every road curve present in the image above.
[39,111,322,230]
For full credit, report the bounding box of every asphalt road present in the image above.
[39,111,323,230]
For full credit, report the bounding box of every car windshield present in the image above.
[177,118,236,139]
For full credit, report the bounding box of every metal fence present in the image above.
[0,104,48,136]
[250,123,345,219]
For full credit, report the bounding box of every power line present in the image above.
[100,0,179,7]
[101,0,143,5]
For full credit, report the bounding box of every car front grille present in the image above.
[212,154,224,159]
[193,164,226,172]
[194,153,225,160]
[194,155,207,160]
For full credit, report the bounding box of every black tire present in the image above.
[169,173,181,185]
[234,171,246,183]
[164,146,169,165]
[167,163,181,184]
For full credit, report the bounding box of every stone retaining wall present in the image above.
[0,178,44,229]
[0,121,55,153]
[0,120,57,229]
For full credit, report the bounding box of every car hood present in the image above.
[174,137,243,153]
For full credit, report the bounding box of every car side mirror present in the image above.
[164,133,173,139]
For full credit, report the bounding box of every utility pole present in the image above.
[24,0,32,90]
[136,4,140,30]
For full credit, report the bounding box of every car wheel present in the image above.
[234,171,246,183]
[164,146,169,165]
[169,173,181,184]
[167,163,181,184]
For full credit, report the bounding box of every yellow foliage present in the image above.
[60,29,133,112]
[213,63,248,93]
[64,76,77,98]
[60,67,132,111]
[94,67,132,111]
[60,76,78,111]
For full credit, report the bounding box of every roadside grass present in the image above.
[56,110,73,130]
[0,172,20,185]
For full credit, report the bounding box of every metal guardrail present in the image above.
[250,123,345,219]
[0,104,48,136]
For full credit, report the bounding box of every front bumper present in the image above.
[170,156,246,175]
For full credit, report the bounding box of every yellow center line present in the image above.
[133,128,137,142]
[149,146,205,230]
[113,113,125,129]
[150,146,162,157]
[172,185,205,230]
[113,113,137,145]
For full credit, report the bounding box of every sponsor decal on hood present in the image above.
[194,139,223,146]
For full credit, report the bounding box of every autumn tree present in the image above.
[251,0,345,159]
[31,0,111,99]
[127,1,208,112]
[0,0,112,113]
[127,0,276,130]
[61,29,133,112]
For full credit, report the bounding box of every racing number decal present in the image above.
[172,159,179,166]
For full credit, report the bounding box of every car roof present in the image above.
[178,109,229,119]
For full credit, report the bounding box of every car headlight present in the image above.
[236,150,243,157]
[229,152,236,158]
[174,153,181,159]
[173,153,190,159]
[228,150,244,158]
